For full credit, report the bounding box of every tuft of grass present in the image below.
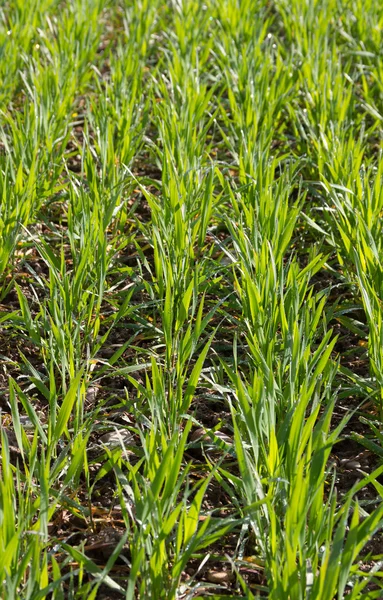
[0,0,383,598]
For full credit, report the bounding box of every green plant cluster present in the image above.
[0,0,383,598]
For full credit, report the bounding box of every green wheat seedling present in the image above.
[0,0,383,598]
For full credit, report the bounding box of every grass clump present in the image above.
[0,0,383,598]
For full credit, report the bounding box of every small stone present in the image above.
[206,570,234,584]
[190,427,209,442]
[86,386,99,407]
[20,416,34,430]
[342,460,362,470]
[99,429,135,448]
[190,428,232,446]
